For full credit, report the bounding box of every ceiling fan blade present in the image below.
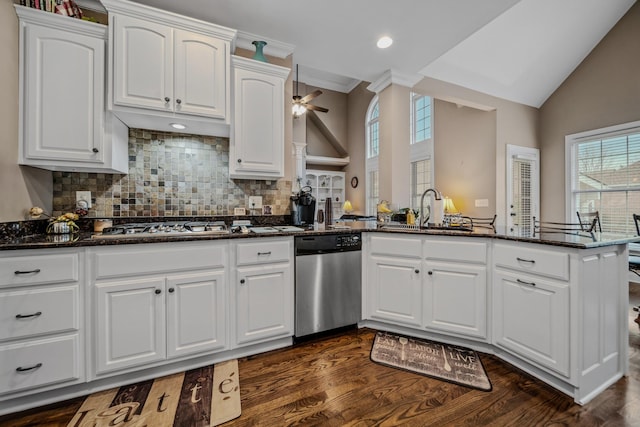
[301,90,323,104]
[305,104,329,113]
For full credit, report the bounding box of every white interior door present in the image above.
[506,145,540,237]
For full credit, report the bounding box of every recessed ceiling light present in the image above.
[377,36,393,49]
[170,123,186,130]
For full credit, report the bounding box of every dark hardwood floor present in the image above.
[3,286,640,427]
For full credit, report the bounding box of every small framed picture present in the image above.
[262,205,273,215]
[234,207,246,215]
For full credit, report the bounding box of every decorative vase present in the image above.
[252,41,268,62]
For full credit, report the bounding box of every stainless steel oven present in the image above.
[294,233,362,338]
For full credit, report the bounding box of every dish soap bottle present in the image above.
[406,210,415,225]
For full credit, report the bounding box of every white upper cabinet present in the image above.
[111,14,173,111]
[15,6,128,173]
[229,56,290,180]
[102,0,236,136]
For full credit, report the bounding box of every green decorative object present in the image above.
[252,41,268,62]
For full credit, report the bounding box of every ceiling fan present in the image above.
[292,64,328,117]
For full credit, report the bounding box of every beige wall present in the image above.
[345,82,374,215]
[434,99,496,218]
[414,77,538,226]
[539,2,640,222]
[1,1,52,222]
[378,84,412,208]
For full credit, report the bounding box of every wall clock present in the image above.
[350,177,359,188]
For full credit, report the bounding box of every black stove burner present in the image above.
[99,221,227,236]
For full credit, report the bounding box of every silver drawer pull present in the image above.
[516,278,536,287]
[516,257,535,264]
[257,251,271,256]
[16,311,42,319]
[16,363,43,372]
[14,269,41,275]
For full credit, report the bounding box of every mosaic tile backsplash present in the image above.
[52,129,292,218]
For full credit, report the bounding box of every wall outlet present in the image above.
[475,199,489,208]
[76,191,92,209]
[248,196,263,209]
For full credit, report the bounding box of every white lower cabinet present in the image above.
[423,238,488,339]
[367,255,422,327]
[0,249,83,400]
[92,242,227,376]
[423,261,487,338]
[493,270,569,376]
[233,238,293,346]
[365,235,488,338]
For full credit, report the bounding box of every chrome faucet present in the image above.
[419,188,442,229]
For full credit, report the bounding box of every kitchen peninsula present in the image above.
[0,221,636,415]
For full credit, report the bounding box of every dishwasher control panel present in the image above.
[295,232,362,255]
[336,234,361,250]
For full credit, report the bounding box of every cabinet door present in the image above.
[22,23,104,163]
[174,29,226,119]
[493,271,569,377]
[423,261,487,338]
[230,64,285,178]
[112,14,173,111]
[95,277,166,374]
[235,263,293,345]
[166,270,226,358]
[367,256,422,327]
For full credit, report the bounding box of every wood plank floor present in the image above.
[3,287,640,427]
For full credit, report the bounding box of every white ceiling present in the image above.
[89,0,636,107]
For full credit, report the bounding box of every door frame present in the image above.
[506,144,540,236]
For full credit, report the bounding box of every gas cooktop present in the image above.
[92,221,229,239]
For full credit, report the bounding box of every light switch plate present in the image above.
[76,191,92,209]
[475,199,489,208]
[248,196,263,209]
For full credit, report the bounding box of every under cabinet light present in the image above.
[170,123,186,130]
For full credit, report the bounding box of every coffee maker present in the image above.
[290,187,316,228]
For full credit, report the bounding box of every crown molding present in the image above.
[367,69,423,93]
[298,67,361,94]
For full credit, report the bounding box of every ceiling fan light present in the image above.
[377,36,393,49]
[292,103,307,117]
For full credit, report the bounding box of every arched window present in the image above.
[366,97,380,215]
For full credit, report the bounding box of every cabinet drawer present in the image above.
[0,335,80,395]
[424,238,487,263]
[0,253,78,288]
[369,236,422,259]
[0,285,78,341]
[236,239,291,266]
[494,243,569,281]
[94,242,226,279]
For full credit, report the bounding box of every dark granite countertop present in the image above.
[1,220,638,251]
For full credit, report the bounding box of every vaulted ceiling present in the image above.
[88,0,636,107]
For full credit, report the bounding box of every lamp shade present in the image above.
[343,200,353,212]
[443,197,457,214]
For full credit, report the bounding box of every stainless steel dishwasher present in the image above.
[294,233,362,338]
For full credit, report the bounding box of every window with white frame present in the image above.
[366,97,380,215]
[410,93,434,211]
[566,120,640,234]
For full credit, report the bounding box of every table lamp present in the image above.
[343,200,353,214]
[443,197,458,214]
